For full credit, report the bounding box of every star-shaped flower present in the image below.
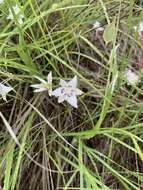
[52,76,83,108]
[31,72,52,96]
[125,69,139,86]
[0,83,13,101]
[7,5,24,25]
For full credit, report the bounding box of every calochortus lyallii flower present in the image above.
[7,5,24,24]
[31,72,52,96]
[93,21,104,31]
[52,76,83,108]
[134,22,143,36]
[0,83,13,101]
[125,69,139,86]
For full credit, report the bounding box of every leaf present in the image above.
[103,21,116,45]
[3,144,15,190]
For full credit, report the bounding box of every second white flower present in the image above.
[52,76,83,108]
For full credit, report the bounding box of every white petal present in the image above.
[52,87,62,97]
[47,71,52,84]
[33,88,47,93]
[60,79,67,87]
[0,84,13,93]
[68,76,77,88]
[0,84,13,102]
[74,88,83,96]
[58,95,66,103]
[48,89,52,97]
[2,94,7,102]
[34,76,46,83]
[18,17,23,24]
[67,96,78,108]
[19,14,24,19]
[6,86,13,93]
[14,5,19,13]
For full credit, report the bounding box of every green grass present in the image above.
[0,0,143,189]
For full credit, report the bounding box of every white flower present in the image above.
[52,76,83,108]
[93,21,104,31]
[31,72,52,96]
[134,22,143,36]
[7,5,24,24]
[0,83,13,101]
[0,0,4,4]
[125,69,139,86]
[111,71,118,93]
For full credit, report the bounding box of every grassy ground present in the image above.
[0,0,143,189]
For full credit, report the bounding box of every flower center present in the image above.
[61,86,74,97]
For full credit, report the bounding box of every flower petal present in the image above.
[47,71,52,84]
[1,94,7,102]
[74,88,83,96]
[14,5,20,14]
[67,95,78,108]
[0,84,13,102]
[60,79,67,87]
[58,95,66,103]
[0,84,13,94]
[33,88,47,93]
[52,87,62,97]
[68,76,77,88]
[48,89,52,97]
[18,16,24,24]
[34,76,46,83]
